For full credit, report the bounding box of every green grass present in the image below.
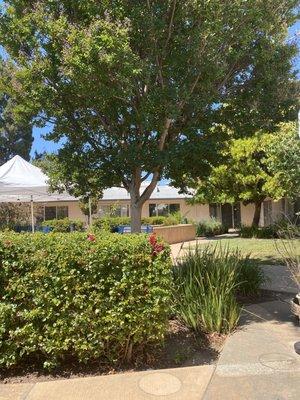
[183,238,300,265]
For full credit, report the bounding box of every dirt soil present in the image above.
[0,319,225,384]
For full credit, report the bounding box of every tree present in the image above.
[0,90,33,164]
[0,1,298,231]
[265,122,300,200]
[79,197,98,224]
[192,122,300,226]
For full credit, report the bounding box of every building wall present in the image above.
[36,201,87,223]
[37,198,293,227]
[95,199,210,221]
[37,199,210,224]
[240,203,264,227]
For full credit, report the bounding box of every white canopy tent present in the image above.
[0,155,78,232]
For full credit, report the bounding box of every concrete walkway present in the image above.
[261,264,298,294]
[204,299,300,399]
[0,365,215,400]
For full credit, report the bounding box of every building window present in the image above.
[44,205,68,220]
[45,206,56,220]
[149,203,180,217]
[98,204,129,218]
[57,206,68,219]
[169,204,180,214]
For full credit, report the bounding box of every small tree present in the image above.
[78,197,98,224]
[0,1,298,231]
[192,122,300,226]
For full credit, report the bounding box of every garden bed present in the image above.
[0,319,224,384]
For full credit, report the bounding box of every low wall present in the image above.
[152,224,196,244]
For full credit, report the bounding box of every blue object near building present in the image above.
[117,225,153,234]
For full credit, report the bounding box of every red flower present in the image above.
[87,233,96,242]
[148,233,164,256]
[149,233,157,247]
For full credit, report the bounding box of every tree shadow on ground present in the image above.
[238,294,299,329]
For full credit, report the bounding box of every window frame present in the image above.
[44,205,69,221]
[148,203,180,217]
[98,204,130,218]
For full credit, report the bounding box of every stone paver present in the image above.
[23,365,214,400]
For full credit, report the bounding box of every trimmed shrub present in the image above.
[142,216,168,225]
[240,225,278,239]
[41,218,84,232]
[196,217,227,237]
[0,232,172,370]
[92,216,131,232]
[173,245,263,334]
[92,214,186,232]
[143,213,184,226]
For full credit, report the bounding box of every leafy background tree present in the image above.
[192,122,300,226]
[0,1,298,231]
[0,90,33,164]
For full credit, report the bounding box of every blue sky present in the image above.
[0,2,299,158]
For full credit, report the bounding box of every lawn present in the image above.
[183,237,300,265]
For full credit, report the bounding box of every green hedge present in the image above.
[196,218,228,237]
[92,214,183,232]
[239,225,278,238]
[0,232,172,369]
[41,218,84,232]
[240,223,300,239]
[92,216,131,231]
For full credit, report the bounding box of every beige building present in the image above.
[36,184,299,228]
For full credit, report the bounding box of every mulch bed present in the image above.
[0,319,225,384]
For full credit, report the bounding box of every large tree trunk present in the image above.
[252,201,262,227]
[130,200,143,233]
[129,171,160,233]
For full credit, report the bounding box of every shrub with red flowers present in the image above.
[148,233,165,256]
[87,233,96,241]
[0,231,172,370]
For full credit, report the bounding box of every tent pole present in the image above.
[30,195,35,233]
[88,197,92,227]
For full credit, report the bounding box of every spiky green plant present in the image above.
[173,244,263,334]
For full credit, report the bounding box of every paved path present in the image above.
[204,299,300,399]
[0,365,215,400]
[260,264,298,294]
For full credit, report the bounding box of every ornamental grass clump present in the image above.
[0,231,172,370]
[173,245,263,334]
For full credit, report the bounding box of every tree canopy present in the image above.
[0,0,298,230]
[192,122,300,226]
[0,84,33,164]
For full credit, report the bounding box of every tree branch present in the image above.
[162,0,177,54]
[139,169,160,204]
[159,117,172,150]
